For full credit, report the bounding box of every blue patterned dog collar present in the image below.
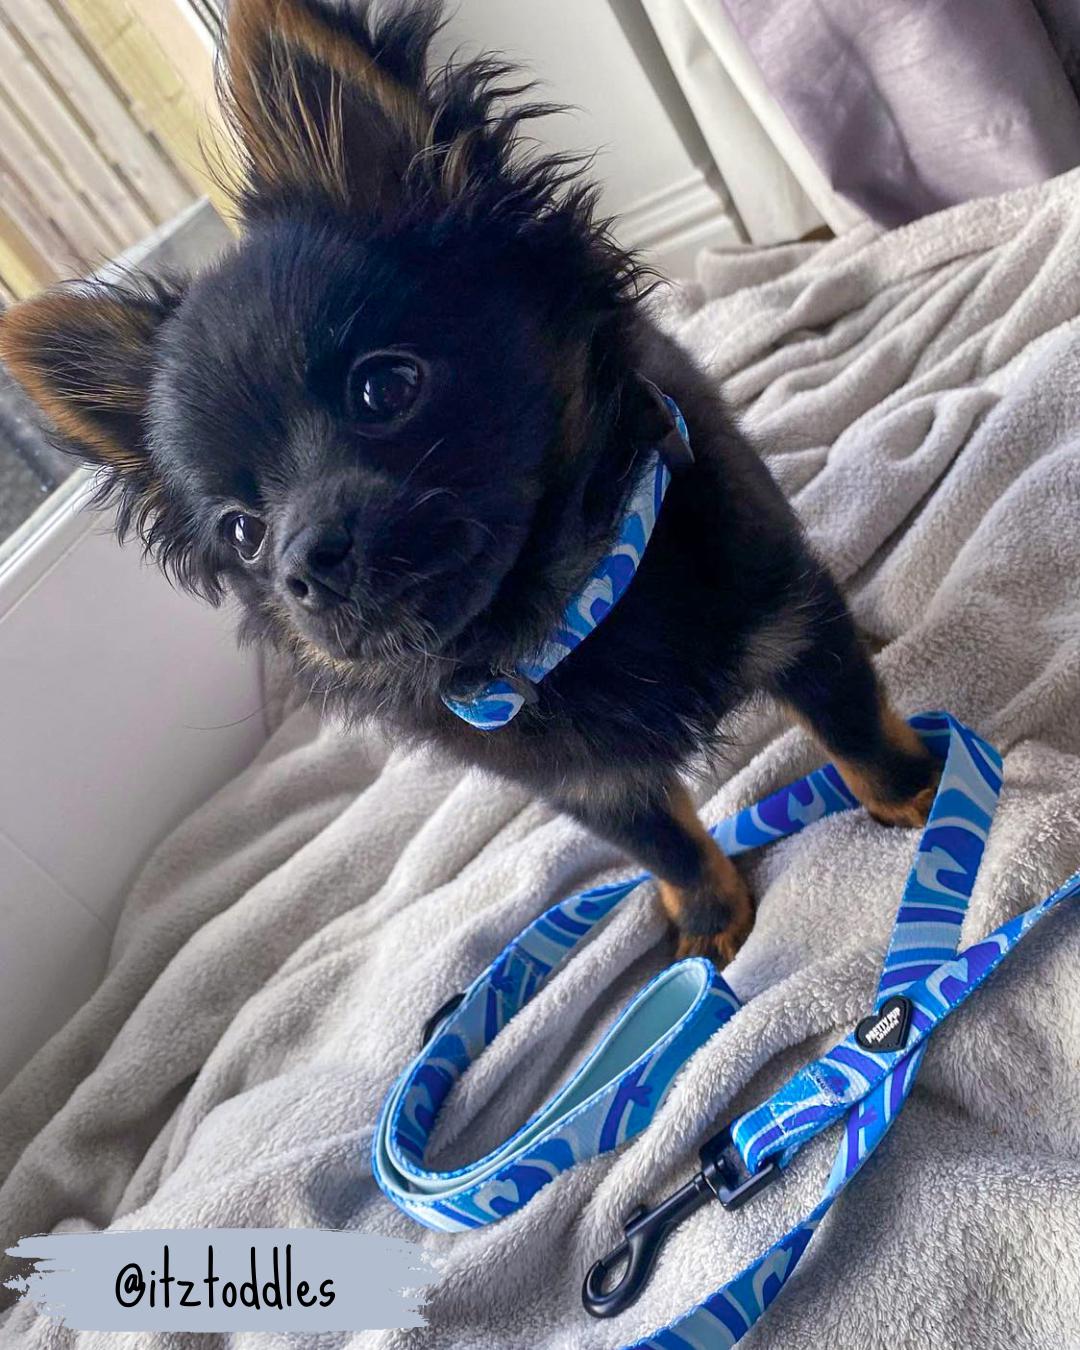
[441,394,690,730]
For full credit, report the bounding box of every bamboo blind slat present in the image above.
[126,0,217,112]
[55,0,225,206]
[2,0,194,222]
[0,0,232,299]
[0,153,79,280]
[0,90,120,267]
[0,203,50,299]
[0,18,155,244]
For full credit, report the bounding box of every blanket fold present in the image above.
[4,166,1080,1349]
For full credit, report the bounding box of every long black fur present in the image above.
[0,0,936,950]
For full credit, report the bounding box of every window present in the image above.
[0,0,228,548]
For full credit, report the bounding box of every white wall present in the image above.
[0,479,264,1086]
[434,0,742,273]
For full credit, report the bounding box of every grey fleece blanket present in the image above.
[4,166,1080,1350]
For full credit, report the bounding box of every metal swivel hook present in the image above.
[582,1124,780,1319]
[582,1173,715,1318]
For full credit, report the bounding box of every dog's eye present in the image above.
[348,354,422,423]
[223,512,267,562]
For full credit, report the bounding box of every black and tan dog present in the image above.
[0,0,937,963]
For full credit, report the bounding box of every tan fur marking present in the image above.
[292,634,357,676]
[218,0,507,211]
[436,127,474,199]
[790,700,939,829]
[658,781,756,967]
[223,0,430,204]
[860,781,938,829]
[837,705,937,826]
[0,292,155,472]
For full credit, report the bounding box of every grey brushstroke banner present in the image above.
[5,1229,438,1332]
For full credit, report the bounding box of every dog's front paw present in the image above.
[659,846,756,969]
[834,707,942,831]
[673,916,754,968]
[864,769,940,829]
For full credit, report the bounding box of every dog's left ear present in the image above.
[0,280,177,483]
[221,0,442,216]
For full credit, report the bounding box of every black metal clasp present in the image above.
[419,992,465,1051]
[581,1124,779,1319]
[637,375,695,472]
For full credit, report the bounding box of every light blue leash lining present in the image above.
[373,712,1080,1345]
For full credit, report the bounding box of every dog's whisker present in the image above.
[407,486,456,514]
[396,437,448,495]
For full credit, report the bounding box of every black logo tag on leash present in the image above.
[855,996,913,1052]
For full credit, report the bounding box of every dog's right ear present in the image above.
[220,0,441,217]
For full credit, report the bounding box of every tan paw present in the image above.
[865,766,941,829]
[664,855,756,969]
[658,786,757,969]
[673,908,755,968]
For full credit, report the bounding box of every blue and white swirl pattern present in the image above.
[373,872,741,1231]
[441,399,682,730]
[627,866,1080,1350]
[628,717,1079,1350]
[732,713,1001,1174]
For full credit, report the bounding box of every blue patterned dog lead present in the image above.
[440,394,688,731]
[373,897,742,1230]
[372,713,1080,1346]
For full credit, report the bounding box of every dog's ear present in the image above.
[0,280,177,484]
[220,0,442,215]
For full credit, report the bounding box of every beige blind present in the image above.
[0,0,223,301]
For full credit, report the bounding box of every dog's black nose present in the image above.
[283,521,355,610]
